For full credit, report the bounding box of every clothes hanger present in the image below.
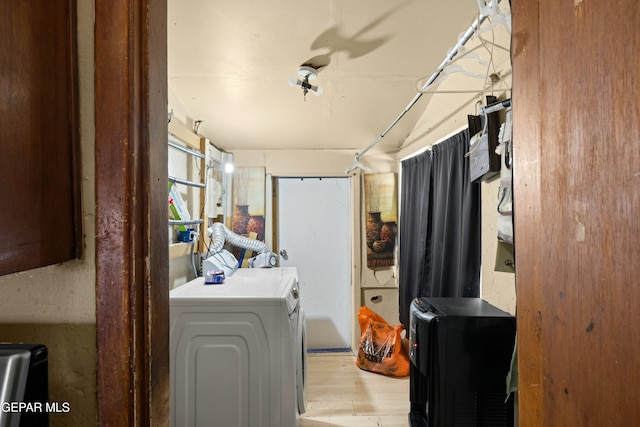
[416,35,511,95]
[415,0,511,95]
[416,62,510,95]
[476,0,512,35]
[345,156,371,174]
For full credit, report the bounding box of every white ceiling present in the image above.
[168,0,511,158]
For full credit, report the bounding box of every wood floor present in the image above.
[300,353,410,427]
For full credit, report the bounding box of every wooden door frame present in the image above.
[95,0,169,425]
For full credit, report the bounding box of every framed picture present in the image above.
[364,173,397,268]
[229,167,266,263]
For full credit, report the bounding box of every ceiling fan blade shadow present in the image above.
[310,25,389,60]
[309,1,411,59]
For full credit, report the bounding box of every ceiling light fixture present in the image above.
[211,161,234,174]
[288,65,323,100]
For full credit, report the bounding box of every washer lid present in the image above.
[170,267,299,303]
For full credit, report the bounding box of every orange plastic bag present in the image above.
[355,306,410,377]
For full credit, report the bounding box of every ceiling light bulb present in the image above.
[288,77,301,87]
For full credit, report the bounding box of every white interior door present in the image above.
[277,177,351,351]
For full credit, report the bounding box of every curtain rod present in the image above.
[346,3,499,173]
[481,98,511,115]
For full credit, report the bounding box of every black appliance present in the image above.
[0,343,49,427]
[408,298,515,427]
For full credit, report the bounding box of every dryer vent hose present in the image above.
[209,222,269,254]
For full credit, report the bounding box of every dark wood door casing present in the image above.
[513,0,640,425]
[95,0,169,425]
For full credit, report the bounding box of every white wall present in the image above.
[481,178,516,315]
[0,2,97,425]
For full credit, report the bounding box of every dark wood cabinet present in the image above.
[0,1,81,276]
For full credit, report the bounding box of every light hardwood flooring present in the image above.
[300,353,410,427]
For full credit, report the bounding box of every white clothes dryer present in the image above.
[170,267,306,427]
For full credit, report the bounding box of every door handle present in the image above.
[279,249,288,260]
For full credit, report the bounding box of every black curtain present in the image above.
[399,129,481,327]
[398,150,432,327]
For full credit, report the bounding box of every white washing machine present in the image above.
[170,267,306,427]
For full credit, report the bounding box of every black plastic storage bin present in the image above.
[408,298,516,427]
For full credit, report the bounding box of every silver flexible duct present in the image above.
[209,222,269,254]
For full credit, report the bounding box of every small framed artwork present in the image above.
[230,167,266,264]
[364,173,398,268]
